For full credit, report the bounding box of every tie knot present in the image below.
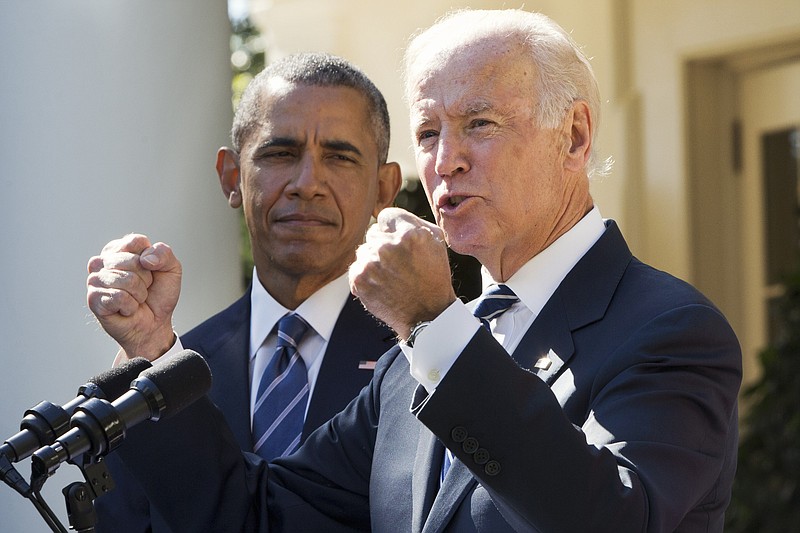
[472,284,519,328]
[276,313,310,350]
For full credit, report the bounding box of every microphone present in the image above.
[31,350,211,479]
[0,357,152,463]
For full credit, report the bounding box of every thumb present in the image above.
[139,242,181,275]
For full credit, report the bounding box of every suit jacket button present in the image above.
[451,426,468,443]
[484,460,501,476]
[473,448,490,465]
[462,436,479,454]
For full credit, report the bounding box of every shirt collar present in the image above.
[481,206,605,318]
[249,269,351,359]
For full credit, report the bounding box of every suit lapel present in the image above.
[411,428,442,533]
[422,457,478,533]
[513,294,575,385]
[514,220,631,384]
[303,295,395,438]
[207,320,251,449]
[185,291,253,451]
[413,221,633,531]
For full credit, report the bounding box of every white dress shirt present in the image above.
[402,207,606,393]
[248,270,350,424]
[156,269,351,428]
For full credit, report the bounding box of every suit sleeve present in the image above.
[93,453,153,533]
[412,303,741,533]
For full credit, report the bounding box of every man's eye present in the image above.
[471,119,492,128]
[260,150,292,159]
[417,130,438,143]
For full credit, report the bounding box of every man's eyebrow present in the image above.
[255,137,363,158]
[321,139,363,158]
[256,137,300,150]
[461,99,494,116]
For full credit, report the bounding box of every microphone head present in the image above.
[81,357,152,400]
[136,350,211,419]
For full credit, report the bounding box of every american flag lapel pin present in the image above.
[534,350,555,370]
[358,360,377,370]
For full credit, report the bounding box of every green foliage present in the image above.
[726,265,800,532]
[229,17,265,110]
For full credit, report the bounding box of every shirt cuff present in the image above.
[111,334,184,367]
[155,336,185,365]
[400,300,480,393]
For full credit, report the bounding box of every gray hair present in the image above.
[403,9,611,177]
[232,52,391,164]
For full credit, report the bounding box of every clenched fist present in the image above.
[87,234,182,361]
[348,208,456,339]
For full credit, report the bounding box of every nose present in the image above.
[286,155,326,198]
[433,130,469,178]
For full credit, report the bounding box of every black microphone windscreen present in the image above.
[138,350,211,419]
[84,358,153,400]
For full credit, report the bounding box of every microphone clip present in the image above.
[32,397,126,482]
[62,458,116,532]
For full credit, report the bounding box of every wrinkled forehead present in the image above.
[406,37,536,110]
[404,32,529,101]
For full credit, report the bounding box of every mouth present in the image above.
[437,194,471,212]
[274,212,335,226]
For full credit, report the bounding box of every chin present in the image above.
[446,237,484,259]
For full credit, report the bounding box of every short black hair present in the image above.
[232,52,391,164]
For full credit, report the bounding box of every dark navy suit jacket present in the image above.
[95,289,394,532]
[111,222,742,532]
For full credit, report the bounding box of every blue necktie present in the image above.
[441,284,519,484]
[252,313,310,460]
[471,284,520,330]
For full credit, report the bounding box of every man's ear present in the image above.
[373,161,403,216]
[216,147,242,208]
[564,101,593,173]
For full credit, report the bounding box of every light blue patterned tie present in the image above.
[252,313,310,460]
[441,284,519,484]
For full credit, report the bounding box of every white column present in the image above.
[0,2,239,529]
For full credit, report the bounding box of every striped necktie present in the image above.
[252,313,310,460]
[441,284,519,484]
[472,284,520,330]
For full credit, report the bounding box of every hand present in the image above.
[349,207,456,339]
[87,234,182,361]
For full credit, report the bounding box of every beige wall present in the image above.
[629,0,800,274]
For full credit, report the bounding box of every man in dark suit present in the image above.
[87,9,741,532]
[87,52,400,531]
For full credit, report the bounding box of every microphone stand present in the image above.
[61,456,116,533]
[25,453,69,533]
[29,490,69,533]
[3,452,62,532]
[28,449,116,533]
